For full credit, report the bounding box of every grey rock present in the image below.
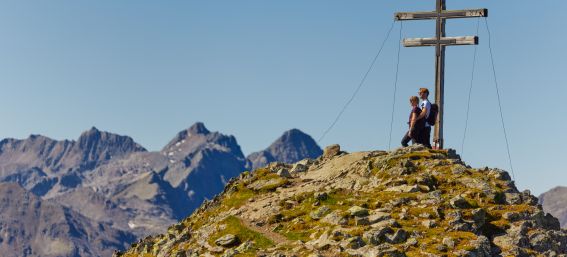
[363,226,394,245]
[468,236,492,257]
[215,234,239,247]
[371,219,400,229]
[348,206,369,217]
[355,216,370,226]
[502,212,521,221]
[488,168,512,181]
[452,165,467,175]
[235,241,254,253]
[247,178,286,191]
[221,249,239,257]
[532,211,561,230]
[385,185,420,193]
[368,212,391,224]
[505,193,522,205]
[450,195,469,209]
[314,192,328,201]
[386,229,408,244]
[276,168,292,178]
[321,211,348,226]
[290,163,308,173]
[307,232,336,251]
[471,208,486,228]
[442,237,455,249]
[340,236,365,250]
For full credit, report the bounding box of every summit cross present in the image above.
[395,0,487,149]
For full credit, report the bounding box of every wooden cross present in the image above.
[395,0,487,149]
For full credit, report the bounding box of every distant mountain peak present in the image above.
[78,126,103,141]
[188,122,210,135]
[246,129,322,170]
[278,128,312,142]
[27,134,52,141]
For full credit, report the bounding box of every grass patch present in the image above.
[223,183,255,209]
[208,216,274,250]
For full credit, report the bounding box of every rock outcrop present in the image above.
[116,145,567,257]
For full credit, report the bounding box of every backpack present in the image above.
[426,103,438,126]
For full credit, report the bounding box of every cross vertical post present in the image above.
[395,1,487,149]
[434,0,446,149]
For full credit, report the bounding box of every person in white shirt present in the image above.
[417,88,432,149]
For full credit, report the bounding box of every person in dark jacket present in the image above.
[402,96,425,147]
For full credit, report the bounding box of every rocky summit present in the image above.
[116,145,567,257]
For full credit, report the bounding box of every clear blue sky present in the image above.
[0,1,565,195]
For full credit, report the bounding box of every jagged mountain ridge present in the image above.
[0,127,147,197]
[117,145,567,257]
[0,127,146,176]
[0,123,322,257]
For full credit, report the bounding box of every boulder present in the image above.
[340,236,365,250]
[450,195,469,209]
[386,229,408,244]
[321,211,348,226]
[276,168,292,178]
[323,144,341,159]
[290,163,308,173]
[314,192,328,201]
[348,206,369,217]
[215,234,239,247]
[363,226,394,245]
[368,212,391,224]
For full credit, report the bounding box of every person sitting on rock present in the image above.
[402,96,425,147]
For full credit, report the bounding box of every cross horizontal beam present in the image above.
[395,9,487,21]
[403,36,478,47]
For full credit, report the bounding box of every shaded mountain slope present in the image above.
[540,186,567,228]
[49,123,251,241]
[0,183,135,257]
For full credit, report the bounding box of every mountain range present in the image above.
[0,123,323,257]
